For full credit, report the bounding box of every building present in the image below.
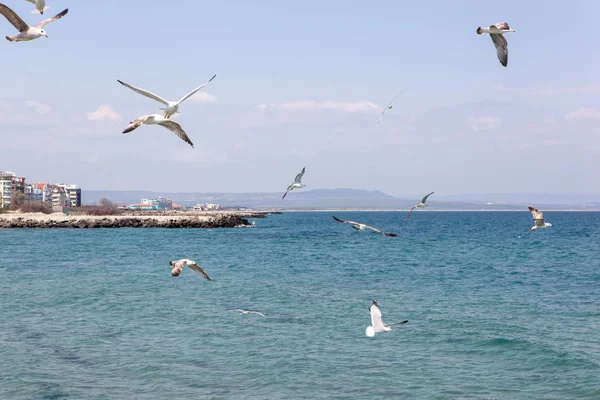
[127,203,158,211]
[0,171,14,209]
[25,183,52,203]
[65,185,81,207]
[0,171,26,209]
[193,203,221,211]
[51,186,70,207]
[140,197,173,210]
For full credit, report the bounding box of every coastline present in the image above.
[0,210,272,229]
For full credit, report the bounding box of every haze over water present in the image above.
[1,211,599,399]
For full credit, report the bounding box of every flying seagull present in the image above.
[333,216,398,237]
[0,4,67,42]
[528,206,553,231]
[117,74,217,119]
[169,259,211,280]
[366,300,408,337]
[282,167,306,199]
[406,192,434,220]
[229,309,266,317]
[377,91,403,124]
[476,22,515,67]
[122,114,194,148]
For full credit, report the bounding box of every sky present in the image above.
[1,0,599,198]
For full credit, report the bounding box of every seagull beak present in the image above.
[510,29,515,32]
[44,34,48,38]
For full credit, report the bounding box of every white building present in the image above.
[193,203,221,211]
[0,171,15,209]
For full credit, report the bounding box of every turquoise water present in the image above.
[1,212,599,399]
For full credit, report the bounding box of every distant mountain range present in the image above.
[83,188,600,210]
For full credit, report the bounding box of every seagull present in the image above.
[377,91,403,124]
[117,74,217,119]
[169,259,211,280]
[282,167,306,199]
[406,192,434,220]
[366,300,408,337]
[122,114,194,148]
[333,216,398,237]
[0,4,67,42]
[528,206,552,231]
[229,309,266,317]
[23,0,49,14]
[476,22,515,67]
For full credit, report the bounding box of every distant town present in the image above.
[0,170,81,210]
[0,170,221,212]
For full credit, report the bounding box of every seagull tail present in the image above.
[31,6,50,14]
[5,36,15,42]
[476,27,483,34]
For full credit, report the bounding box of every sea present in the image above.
[1,211,599,399]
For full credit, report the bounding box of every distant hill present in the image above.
[82,189,600,210]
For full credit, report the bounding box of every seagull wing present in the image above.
[0,4,30,32]
[282,190,290,199]
[370,303,386,332]
[117,80,170,106]
[406,205,417,220]
[122,115,151,134]
[421,191,435,204]
[363,224,398,237]
[490,33,508,67]
[186,263,211,280]
[528,206,545,226]
[177,74,217,104]
[158,120,194,148]
[23,0,36,4]
[35,8,68,28]
[386,320,408,326]
[294,167,306,184]
[389,91,404,105]
[377,108,388,124]
[332,216,361,226]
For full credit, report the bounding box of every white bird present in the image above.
[0,4,67,42]
[528,206,553,231]
[229,309,266,317]
[122,114,194,148]
[117,74,217,119]
[282,167,306,199]
[406,192,434,220]
[23,0,49,14]
[169,259,211,280]
[476,22,515,67]
[366,300,408,337]
[333,216,398,237]
[377,91,403,124]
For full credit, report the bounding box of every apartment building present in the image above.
[51,186,70,207]
[56,184,82,207]
[0,171,14,209]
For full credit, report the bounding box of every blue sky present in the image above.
[1,0,598,197]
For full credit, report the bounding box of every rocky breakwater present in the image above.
[0,212,264,229]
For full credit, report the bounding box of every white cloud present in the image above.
[565,107,600,120]
[257,100,380,113]
[188,92,217,103]
[467,117,502,132]
[87,105,122,122]
[25,100,51,114]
